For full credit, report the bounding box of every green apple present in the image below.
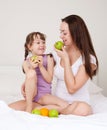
[49,109,59,117]
[54,41,64,50]
[32,109,41,115]
[31,55,38,62]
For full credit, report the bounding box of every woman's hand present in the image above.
[55,47,69,61]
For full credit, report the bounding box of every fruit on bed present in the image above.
[49,109,59,117]
[31,109,41,115]
[31,108,49,116]
[40,108,49,116]
[31,55,38,62]
[54,41,64,50]
[32,108,59,117]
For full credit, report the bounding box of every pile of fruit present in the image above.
[32,108,59,118]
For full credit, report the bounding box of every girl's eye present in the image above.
[63,32,67,35]
[37,42,40,44]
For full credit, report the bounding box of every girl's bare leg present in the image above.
[9,100,26,111]
[8,100,41,111]
[25,70,37,113]
[35,104,64,113]
[35,94,69,113]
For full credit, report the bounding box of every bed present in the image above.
[0,66,107,130]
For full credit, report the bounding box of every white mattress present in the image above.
[0,97,107,130]
[0,66,107,130]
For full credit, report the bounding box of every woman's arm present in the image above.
[64,53,97,94]
[64,60,89,94]
[55,48,90,94]
[22,60,30,74]
[23,58,39,74]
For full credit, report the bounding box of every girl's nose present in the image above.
[40,43,45,46]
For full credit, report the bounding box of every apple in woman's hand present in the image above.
[54,41,64,50]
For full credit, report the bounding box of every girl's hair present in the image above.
[24,32,46,60]
[62,15,99,79]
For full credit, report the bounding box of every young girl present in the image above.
[9,32,68,113]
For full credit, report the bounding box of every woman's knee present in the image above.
[73,102,92,116]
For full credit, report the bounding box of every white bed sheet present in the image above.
[0,66,107,129]
[0,92,107,130]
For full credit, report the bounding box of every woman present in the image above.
[52,14,98,116]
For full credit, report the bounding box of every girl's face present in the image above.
[29,34,46,55]
[60,22,73,46]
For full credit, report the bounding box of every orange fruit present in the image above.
[40,108,49,116]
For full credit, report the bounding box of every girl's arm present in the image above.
[39,55,54,83]
[22,58,39,74]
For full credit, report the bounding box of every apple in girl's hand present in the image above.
[49,109,59,117]
[54,41,64,50]
[31,55,38,62]
[32,109,41,115]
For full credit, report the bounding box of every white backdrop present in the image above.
[0,0,107,95]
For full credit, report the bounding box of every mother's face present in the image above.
[60,22,73,46]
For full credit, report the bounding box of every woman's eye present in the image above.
[60,31,67,36]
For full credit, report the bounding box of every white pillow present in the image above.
[86,79,103,94]
[0,66,24,104]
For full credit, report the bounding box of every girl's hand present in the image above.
[29,57,40,69]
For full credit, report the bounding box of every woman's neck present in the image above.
[65,44,81,65]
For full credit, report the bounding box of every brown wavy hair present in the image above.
[62,15,99,79]
[24,32,46,60]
